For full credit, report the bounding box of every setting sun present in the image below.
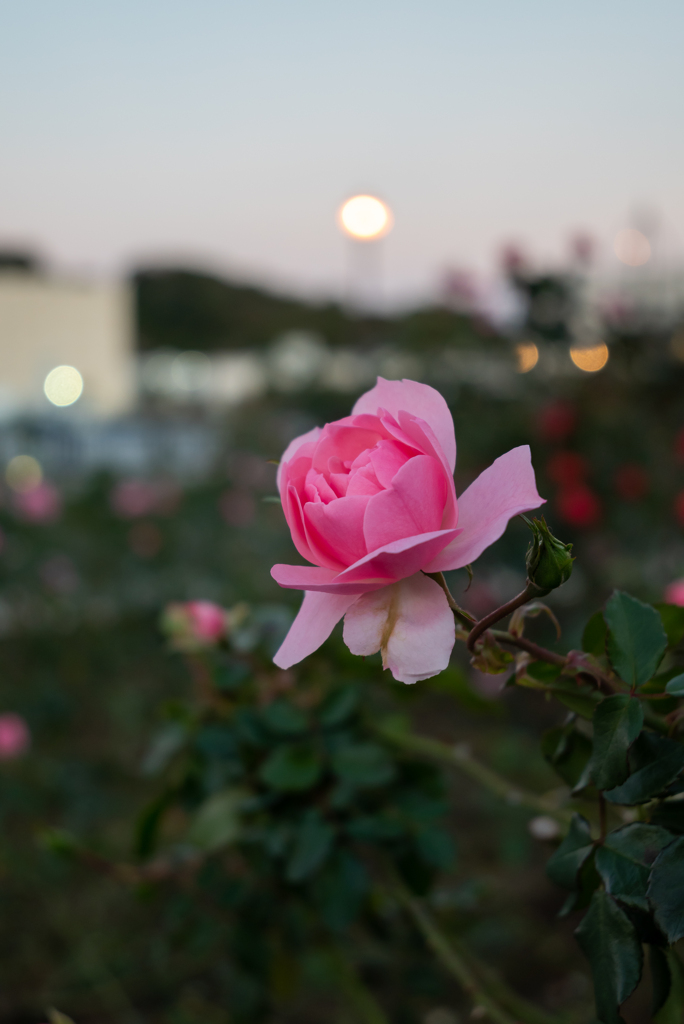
[338,195,392,240]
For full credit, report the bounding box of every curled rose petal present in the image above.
[343,573,455,684]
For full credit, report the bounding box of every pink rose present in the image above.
[13,482,62,523]
[270,378,544,683]
[161,600,227,649]
[0,713,30,759]
[664,579,684,607]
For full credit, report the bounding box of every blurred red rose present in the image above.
[614,464,649,502]
[556,484,602,528]
[546,451,588,486]
[536,401,577,444]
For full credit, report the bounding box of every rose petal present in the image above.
[363,455,447,551]
[304,494,370,566]
[336,528,461,585]
[271,528,461,595]
[343,573,455,683]
[352,378,456,472]
[277,427,321,490]
[424,445,545,572]
[273,591,358,669]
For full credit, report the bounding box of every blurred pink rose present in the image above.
[664,579,684,607]
[161,600,227,650]
[0,713,30,759]
[13,482,62,523]
[270,377,544,683]
[111,479,180,519]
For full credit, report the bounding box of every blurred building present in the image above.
[0,258,135,417]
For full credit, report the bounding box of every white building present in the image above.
[0,270,135,417]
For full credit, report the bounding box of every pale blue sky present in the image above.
[1,1,682,303]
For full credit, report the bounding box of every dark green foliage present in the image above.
[604,591,667,689]
[665,672,684,697]
[604,732,684,805]
[588,695,644,791]
[594,823,672,910]
[647,838,684,944]
[285,811,335,882]
[575,891,643,1024]
[546,813,594,890]
[541,720,592,788]
[331,742,396,788]
[649,945,672,1017]
[260,742,322,791]
[583,610,608,656]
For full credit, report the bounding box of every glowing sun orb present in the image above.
[44,365,84,406]
[570,342,610,373]
[515,341,539,373]
[338,195,392,240]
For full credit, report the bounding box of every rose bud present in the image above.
[161,601,227,650]
[524,516,574,596]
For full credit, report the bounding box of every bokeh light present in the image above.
[44,365,84,406]
[515,341,539,373]
[6,455,43,493]
[613,228,651,267]
[569,342,609,372]
[338,195,392,240]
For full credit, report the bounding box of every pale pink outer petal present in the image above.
[273,591,358,669]
[276,426,322,491]
[271,527,461,595]
[343,573,455,684]
[352,378,457,472]
[424,445,545,573]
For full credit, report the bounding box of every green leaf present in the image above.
[605,733,684,805]
[575,890,643,1024]
[541,722,593,788]
[414,826,456,869]
[187,787,248,852]
[583,610,608,656]
[647,836,684,943]
[665,673,684,697]
[546,813,594,890]
[319,686,359,727]
[260,698,310,736]
[331,743,395,788]
[649,798,684,835]
[589,695,644,791]
[594,823,672,910]
[260,742,322,792]
[655,603,684,649]
[312,850,369,930]
[604,591,667,689]
[544,681,601,719]
[346,813,404,842]
[285,811,335,882]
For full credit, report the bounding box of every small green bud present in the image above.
[524,516,574,596]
